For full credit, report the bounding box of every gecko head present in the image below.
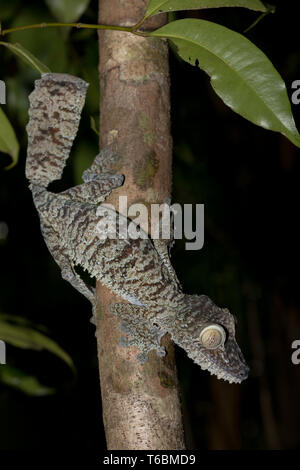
[173,294,249,384]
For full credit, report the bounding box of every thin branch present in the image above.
[0,21,149,37]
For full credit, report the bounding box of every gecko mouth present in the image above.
[187,339,249,384]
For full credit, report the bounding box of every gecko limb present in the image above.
[42,222,97,322]
[58,173,124,205]
[111,303,167,362]
[61,263,98,325]
[152,198,180,288]
[82,147,123,182]
[60,264,96,306]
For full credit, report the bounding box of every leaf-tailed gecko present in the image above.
[26,73,249,383]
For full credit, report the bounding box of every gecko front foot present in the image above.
[111,303,167,363]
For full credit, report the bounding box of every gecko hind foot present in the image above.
[82,172,124,190]
[82,147,123,182]
[152,198,180,287]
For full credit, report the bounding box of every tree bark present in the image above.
[96,0,185,450]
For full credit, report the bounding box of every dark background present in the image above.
[0,0,299,450]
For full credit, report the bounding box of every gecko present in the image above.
[26,72,249,384]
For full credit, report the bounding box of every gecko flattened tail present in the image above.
[26,73,88,188]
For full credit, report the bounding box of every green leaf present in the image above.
[90,116,99,136]
[0,41,51,74]
[0,106,19,169]
[144,0,267,19]
[45,0,91,23]
[0,366,55,396]
[150,19,300,147]
[0,313,48,332]
[0,315,74,371]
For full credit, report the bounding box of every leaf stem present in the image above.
[131,16,148,32]
[0,21,149,37]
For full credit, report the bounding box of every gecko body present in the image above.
[26,73,249,383]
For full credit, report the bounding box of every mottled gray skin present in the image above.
[26,73,249,384]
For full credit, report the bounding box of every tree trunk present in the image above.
[96,0,185,450]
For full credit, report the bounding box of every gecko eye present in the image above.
[199,324,226,350]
